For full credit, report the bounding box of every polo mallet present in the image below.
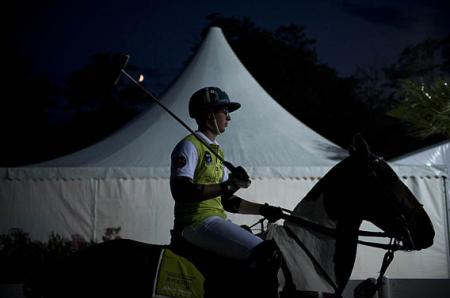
[113,54,240,174]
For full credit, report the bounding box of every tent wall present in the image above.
[1,166,448,279]
[391,140,450,280]
[0,178,95,241]
[0,178,174,244]
[352,176,449,279]
[0,176,316,244]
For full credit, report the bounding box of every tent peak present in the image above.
[208,26,223,33]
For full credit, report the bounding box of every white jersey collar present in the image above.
[194,131,220,146]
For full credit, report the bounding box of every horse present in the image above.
[24,135,434,298]
[267,135,435,297]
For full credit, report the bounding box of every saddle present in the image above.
[168,230,282,298]
[168,230,246,276]
[154,248,205,298]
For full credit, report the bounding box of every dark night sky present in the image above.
[11,0,450,94]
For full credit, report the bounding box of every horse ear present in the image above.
[349,134,371,158]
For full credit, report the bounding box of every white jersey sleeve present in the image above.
[170,139,198,179]
[222,166,229,182]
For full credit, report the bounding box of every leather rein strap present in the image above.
[281,213,404,251]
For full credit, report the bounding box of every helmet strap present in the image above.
[210,112,221,135]
[202,89,220,136]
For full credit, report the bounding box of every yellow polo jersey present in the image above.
[173,134,227,230]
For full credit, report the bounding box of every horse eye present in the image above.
[368,171,377,178]
[374,157,384,164]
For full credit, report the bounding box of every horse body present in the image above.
[25,239,164,298]
[25,136,435,298]
[26,237,273,298]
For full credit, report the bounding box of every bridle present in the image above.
[275,155,421,250]
[363,155,424,251]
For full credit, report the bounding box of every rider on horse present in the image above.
[169,86,283,283]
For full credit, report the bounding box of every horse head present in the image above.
[323,134,434,251]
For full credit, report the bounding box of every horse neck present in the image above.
[294,188,336,229]
[282,183,363,293]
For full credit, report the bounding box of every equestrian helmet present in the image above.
[188,87,241,119]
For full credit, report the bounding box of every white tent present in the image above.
[390,139,449,177]
[389,140,450,278]
[392,140,450,163]
[0,27,448,279]
[391,140,449,223]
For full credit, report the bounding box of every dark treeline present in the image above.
[0,52,150,166]
[1,15,448,166]
[199,15,449,158]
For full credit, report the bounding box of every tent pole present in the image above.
[443,176,450,278]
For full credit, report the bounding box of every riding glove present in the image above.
[221,166,251,195]
[259,203,284,222]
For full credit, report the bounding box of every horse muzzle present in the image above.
[403,208,435,250]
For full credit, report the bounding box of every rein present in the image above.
[279,212,404,251]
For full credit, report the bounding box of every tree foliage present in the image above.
[384,36,450,89]
[0,52,149,166]
[0,51,62,166]
[388,78,450,138]
[382,36,450,142]
[0,227,120,283]
[62,52,150,150]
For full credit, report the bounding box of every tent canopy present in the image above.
[391,140,449,170]
[2,27,347,180]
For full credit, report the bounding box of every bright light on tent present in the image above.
[138,74,144,82]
